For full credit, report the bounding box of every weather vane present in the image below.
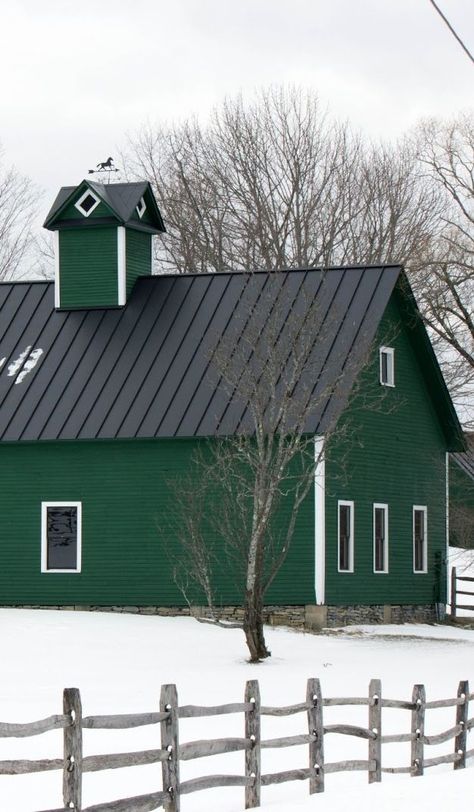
[88,157,120,178]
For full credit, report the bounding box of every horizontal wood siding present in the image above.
[126,229,151,296]
[59,228,118,309]
[58,198,113,221]
[325,295,448,607]
[0,438,314,607]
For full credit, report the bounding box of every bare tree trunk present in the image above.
[243,588,270,662]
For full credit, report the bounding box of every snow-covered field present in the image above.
[0,605,473,812]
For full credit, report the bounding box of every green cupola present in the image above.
[43,180,166,309]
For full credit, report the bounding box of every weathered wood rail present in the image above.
[0,679,472,811]
[451,566,474,617]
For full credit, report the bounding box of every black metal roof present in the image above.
[43,180,166,233]
[0,265,463,445]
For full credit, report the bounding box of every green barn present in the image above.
[0,179,465,628]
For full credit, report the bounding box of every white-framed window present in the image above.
[413,506,428,573]
[136,196,147,219]
[41,502,82,573]
[75,189,100,217]
[379,346,395,387]
[373,503,389,573]
[338,500,354,573]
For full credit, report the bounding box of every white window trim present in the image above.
[74,189,100,218]
[136,196,147,219]
[314,436,326,604]
[337,500,354,573]
[379,346,395,387]
[41,501,82,573]
[413,505,428,574]
[373,503,389,574]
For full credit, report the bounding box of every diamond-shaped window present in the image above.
[136,196,147,219]
[75,190,100,217]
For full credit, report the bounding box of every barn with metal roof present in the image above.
[0,179,465,627]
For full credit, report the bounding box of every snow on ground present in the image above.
[0,609,473,811]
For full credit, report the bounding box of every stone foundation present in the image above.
[3,602,445,629]
[306,602,445,629]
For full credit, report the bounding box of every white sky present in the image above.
[0,0,473,215]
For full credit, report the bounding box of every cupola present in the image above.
[43,180,166,309]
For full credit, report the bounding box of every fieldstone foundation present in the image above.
[7,602,445,628]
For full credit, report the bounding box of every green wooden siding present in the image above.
[0,438,314,607]
[131,196,155,227]
[59,228,118,309]
[324,295,448,606]
[58,197,114,222]
[126,229,151,295]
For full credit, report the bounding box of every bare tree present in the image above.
[125,88,439,275]
[165,271,387,662]
[0,147,40,280]
[410,114,474,424]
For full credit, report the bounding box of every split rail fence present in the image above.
[451,566,474,618]
[0,678,472,812]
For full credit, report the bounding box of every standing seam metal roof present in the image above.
[0,266,403,442]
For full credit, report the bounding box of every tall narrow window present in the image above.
[338,501,354,572]
[41,502,82,573]
[379,346,395,386]
[373,504,389,573]
[413,506,427,573]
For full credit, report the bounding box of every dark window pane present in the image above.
[374,507,385,571]
[79,194,96,213]
[414,510,425,571]
[339,505,351,570]
[381,352,388,383]
[47,507,78,570]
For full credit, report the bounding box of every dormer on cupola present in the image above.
[43,180,166,309]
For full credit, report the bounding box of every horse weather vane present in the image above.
[88,157,120,177]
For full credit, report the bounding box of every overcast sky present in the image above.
[0,0,473,216]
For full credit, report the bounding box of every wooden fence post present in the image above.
[63,688,83,811]
[454,680,469,770]
[369,679,382,783]
[160,684,180,812]
[245,680,261,809]
[307,678,324,794]
[411,684,425,777]
[451,567,457,619]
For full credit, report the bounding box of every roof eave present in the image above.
[396,272,466,453]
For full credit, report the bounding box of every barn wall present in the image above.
[324,293,448,608]
[126,229,151,295]
[58,227,118,309]
[0,437,315,607]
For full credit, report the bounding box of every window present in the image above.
[75,190,100,217]
[41,502,82,572]
[136,196,147,219]
[413,506,427,573]
[373,504,388,573]
[338,501,354,572]
[379,346,395,387]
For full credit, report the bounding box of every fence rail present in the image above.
[451,566,474,617]
[0,678,472,811]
